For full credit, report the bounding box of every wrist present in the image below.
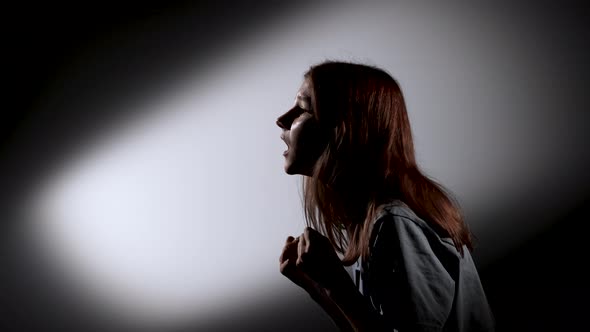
[325,279,384,331]
[324,273,357,301]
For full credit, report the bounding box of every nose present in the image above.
[276,107,297,130]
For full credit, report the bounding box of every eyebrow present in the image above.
[295,96,311,108]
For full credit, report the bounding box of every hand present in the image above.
[295,227,352,292]
[279,236,323,295]
[280,229,379,332]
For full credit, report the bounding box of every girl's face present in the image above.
[276,80,326,176]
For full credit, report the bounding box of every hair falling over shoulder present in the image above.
[301,61,473,266]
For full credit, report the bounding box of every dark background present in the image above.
[3,1,589,331]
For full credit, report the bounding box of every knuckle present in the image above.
[280,262,291,274]
[299,252,309,261]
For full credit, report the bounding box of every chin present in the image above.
[284,164,297,175]
[285,164,312,177]
[284,160,300,175]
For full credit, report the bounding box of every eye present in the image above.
[297,108,314,119]
[297,97,312,112]
[298,103,314,114]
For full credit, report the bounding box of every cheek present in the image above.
[289,122,303,143]
[295,122,320,145]
[289,116,325,152]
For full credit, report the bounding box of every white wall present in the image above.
[17,1,588,330]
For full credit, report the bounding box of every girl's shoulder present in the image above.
[374,200,429,231]
[371,200,457,253]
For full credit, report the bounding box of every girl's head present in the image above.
[277,61,472,264]
[304,61,414,193]
[277,61,412,187]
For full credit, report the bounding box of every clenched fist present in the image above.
[279,227,352,295]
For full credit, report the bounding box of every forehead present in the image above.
[296,79,312,98]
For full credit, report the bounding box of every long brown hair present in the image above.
[302,61,473,266]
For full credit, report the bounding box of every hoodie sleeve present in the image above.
[367,213,456,332]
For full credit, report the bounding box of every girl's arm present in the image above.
[307,285,355,332]
[281,236,355,331]
[294,228,389,331]
[322,275,388,332]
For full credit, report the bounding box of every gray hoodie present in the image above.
[351,200,495,331]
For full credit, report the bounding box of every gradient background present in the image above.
[2,1,589,331]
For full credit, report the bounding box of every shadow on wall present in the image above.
[2,1,310,214]
[2,200,587,331]
[2,2,589,331]
[479,198,589,332]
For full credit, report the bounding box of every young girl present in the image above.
[276,61,495,331]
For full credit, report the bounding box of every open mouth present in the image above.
[281,134,290,156]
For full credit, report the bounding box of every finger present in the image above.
[303,228,311,252]
[279,258,292,275]
[280,238,299,262]
[280,259,307,286]
[297,234,306,266]
[280,258,302,277]
[285,236,295,244]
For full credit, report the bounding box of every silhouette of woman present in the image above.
[276,61,495,331]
